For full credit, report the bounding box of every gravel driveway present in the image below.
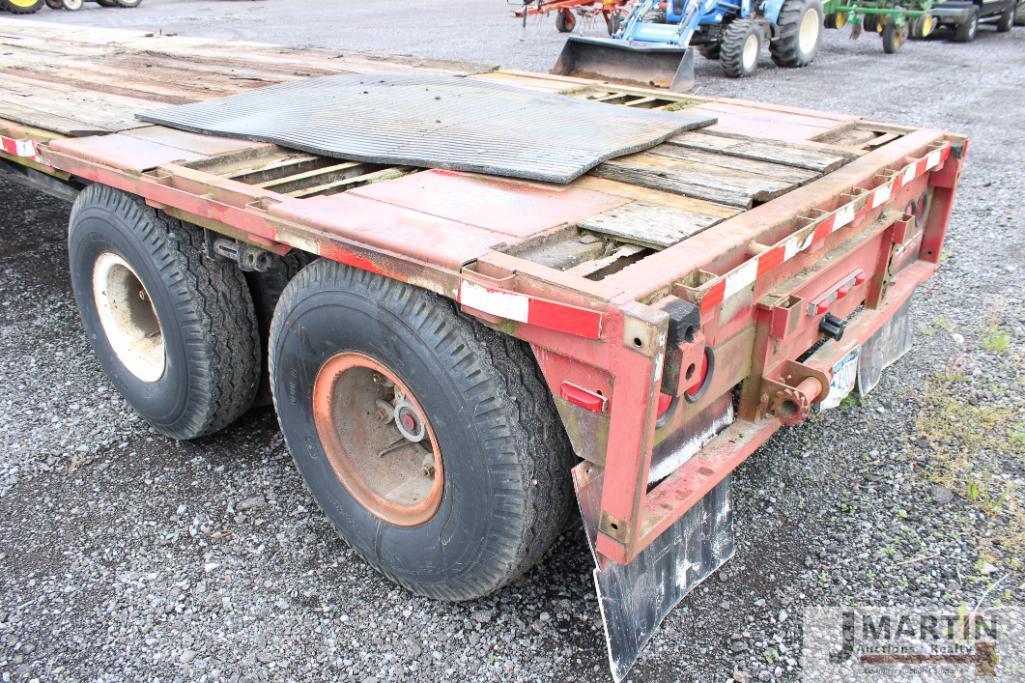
[2,2,1024,681]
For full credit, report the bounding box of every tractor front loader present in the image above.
[552,0,826,90]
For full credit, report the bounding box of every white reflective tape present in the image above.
[833,203,856,231]
[798,229,817,252]
[871,182,892,209]
[460,281,529,322]
[926,149,942,169]
[723,258,758,299]
[783,234,801,261]
[902,163,917,186]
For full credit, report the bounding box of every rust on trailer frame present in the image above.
[0,20,967,575]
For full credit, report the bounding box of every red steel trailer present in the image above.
[0,19,966,679]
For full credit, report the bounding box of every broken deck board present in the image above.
[593,151,799,208]
[578,202,723,249]
[668,131,851,173]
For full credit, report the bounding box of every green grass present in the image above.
[913,347,1025,570]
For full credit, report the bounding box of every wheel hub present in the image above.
[799,8,820,54]
[312,353,443,526]
[91,251,165,383]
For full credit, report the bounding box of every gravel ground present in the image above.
[2,2,1025,681]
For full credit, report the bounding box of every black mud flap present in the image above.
[552,36,696,92]
[857,297,914,397]
[573,466,734,681]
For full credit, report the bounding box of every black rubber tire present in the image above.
[0,0,44,13]
[606,10,622,35]
[269,260,576,601]
[996,2,1014,31]
[770,0,824,67]
[953,6,979,41]
[555,8,575,33]
[96,0,118,6]
[1016,0,1025,25]
[698,42,722,60]
[720,19,761,78]
[881,17,907,53]
[68,185,261,440]
[245,249,315,406]
[44,0,61,8]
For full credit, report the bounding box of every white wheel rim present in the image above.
[64,0,82,8]
[742,32,758,71]
[92,252,165,383]
[799,8,820,54]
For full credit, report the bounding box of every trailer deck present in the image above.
[0,19,967,681]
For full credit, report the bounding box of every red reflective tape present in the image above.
[0,136,36,159]
[700,280,726,316]
[756,245,786,277]
[812,219,832,244]
[527,298,603,339]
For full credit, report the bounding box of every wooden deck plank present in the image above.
[650,145,821,186]
[578,202,724,249]
[572,176,740,220]
[593,151,799,208]
[669,130,851,173]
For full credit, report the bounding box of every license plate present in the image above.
[819,346,861,411]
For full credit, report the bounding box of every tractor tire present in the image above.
[0,0,44,13]
[721,19,762,78]
[68,185,261,440]
[96,0,118,6]
[881,16,909,52]
[606,10,623,35]
[824,11,847,29]
[269,260,576,601]
[863,13,884,33]
[245,249,315,406]
[770,0,824,67]
[698,42,722,60]
[44,0,61,8]
[555,8,576,33]
[953,6,979,41]
[1016,0,1024,25]
[996,2,1014,31]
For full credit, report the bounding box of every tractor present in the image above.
[553,0,825,90]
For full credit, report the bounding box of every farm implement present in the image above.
[514,0,630,33]
[0,0,141,12]
[823,0,1022,47]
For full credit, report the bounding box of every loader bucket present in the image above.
[552,36,696,92]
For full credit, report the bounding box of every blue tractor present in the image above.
[553,0,825,90]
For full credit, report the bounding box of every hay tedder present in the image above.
[515,0,631,34]
[551,0,826,90]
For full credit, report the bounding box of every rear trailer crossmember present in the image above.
[0,25,968,681]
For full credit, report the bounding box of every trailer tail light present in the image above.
[560,381,607,413]
[806,268,866,317]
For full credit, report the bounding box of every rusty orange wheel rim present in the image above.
[312,353,443,526]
